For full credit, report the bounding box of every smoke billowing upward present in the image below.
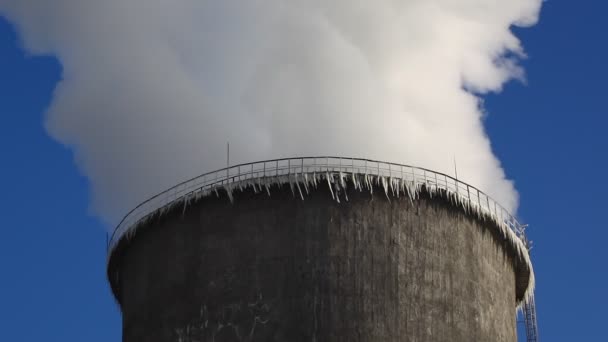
[0,1,542,226]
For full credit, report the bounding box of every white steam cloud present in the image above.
[0,1,542,226]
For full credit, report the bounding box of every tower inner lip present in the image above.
[106,156,535,306]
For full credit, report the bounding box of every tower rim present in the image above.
[106,156,535,307]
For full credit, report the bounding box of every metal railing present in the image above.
[107,156,526,252]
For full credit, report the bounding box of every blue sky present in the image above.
[0,1,606,341]
[0,18,121,340]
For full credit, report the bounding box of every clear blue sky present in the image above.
[0,1,606,340]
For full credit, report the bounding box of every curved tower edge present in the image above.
[107,171,535,309]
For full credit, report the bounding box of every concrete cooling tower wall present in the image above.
[106,158,533,342]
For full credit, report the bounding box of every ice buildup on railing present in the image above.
[107,157,535,307]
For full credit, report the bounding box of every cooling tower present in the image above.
[107,157,534,342]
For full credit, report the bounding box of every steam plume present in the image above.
[0,1,542,226]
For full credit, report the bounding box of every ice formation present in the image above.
[108,158,535,307]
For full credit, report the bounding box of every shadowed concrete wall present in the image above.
[108,183,527,342]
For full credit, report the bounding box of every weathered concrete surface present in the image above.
[108,183,527,342]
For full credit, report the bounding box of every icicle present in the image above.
[326,172,335,200]
[303,174,310,194]
[295,174,304,200]
[182,196,190,217]
[380,177,388,200]
[224,184,234,203]
[334,183,341,204]
[405,181,415,205]
[288,175,295,197]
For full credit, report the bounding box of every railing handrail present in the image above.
[107,156,524,253]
